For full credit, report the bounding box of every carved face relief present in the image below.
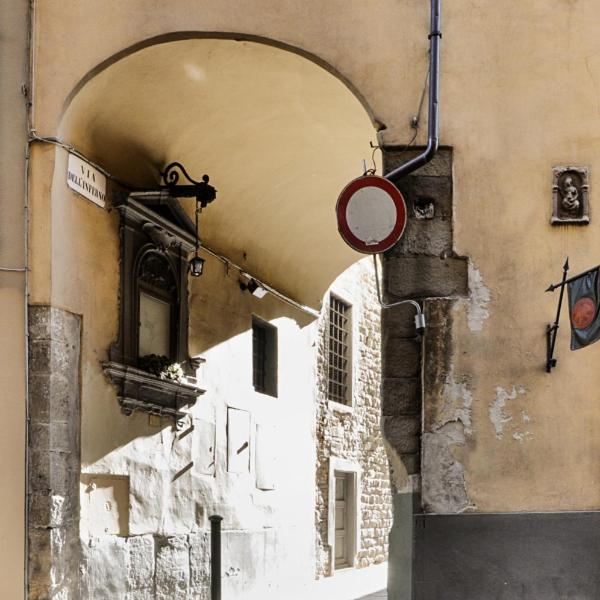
[561,177,580,213]
[551,166,589,225]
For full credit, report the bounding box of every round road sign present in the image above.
[336,175,407,254]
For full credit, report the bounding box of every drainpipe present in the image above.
[23,1,36,597]
[385,0,441,181]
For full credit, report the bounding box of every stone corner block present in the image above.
[383,415,420,454]
[383,338,421,378]
[384,256,468,299]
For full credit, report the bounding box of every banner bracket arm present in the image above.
[546,258,569,373]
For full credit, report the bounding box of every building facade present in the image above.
[4,1,600,599]
[315,264,392,579]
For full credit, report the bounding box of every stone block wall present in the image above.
[381,148,472,599]
[28,306,82,599]
[80,532,210,599]
[381,147,466,482]
[314,262,393,578]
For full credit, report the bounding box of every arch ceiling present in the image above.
[61,39,379,308]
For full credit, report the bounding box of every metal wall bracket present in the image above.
[160,162,217,208]
[545,258,569,373]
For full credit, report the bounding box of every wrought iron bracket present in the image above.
[545,258,569,373]
[546,324,558,373]
[160,162,217,208]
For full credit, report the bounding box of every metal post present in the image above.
[209,515,223,600]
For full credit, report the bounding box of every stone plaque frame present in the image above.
[551,166,589,225]
[103,190,204,422]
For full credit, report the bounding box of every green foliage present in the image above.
[138,354,184,382]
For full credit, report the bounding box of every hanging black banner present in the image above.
[567,268,600,350]
[546,260,600,371]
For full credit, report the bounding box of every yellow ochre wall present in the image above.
[0,0,28,597]
[23,0,600,543]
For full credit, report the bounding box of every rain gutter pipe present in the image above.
[384,0,441,181]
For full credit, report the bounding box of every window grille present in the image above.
[328,296,351,404]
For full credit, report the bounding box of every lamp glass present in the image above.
[189,256,205,277]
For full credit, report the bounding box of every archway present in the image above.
[31,35,394,599]
[59,36,381,307]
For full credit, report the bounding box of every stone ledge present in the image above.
[103,361,204,422]
[28,305,82,344]
[381,302,423,340]
[383,146,453,179]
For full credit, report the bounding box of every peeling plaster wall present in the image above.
[22,2,600,598]
[422,300,473,515]
[314,260,392,578]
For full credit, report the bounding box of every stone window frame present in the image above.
[327,457,361,574]
[103,190,204,423]
[326,292,354,411]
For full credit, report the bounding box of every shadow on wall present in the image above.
[53,35,381,469]
[80,245,321,468]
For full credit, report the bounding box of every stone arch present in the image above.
[57,34,383,308]
[61,31,384,133]
[28,32,396,600]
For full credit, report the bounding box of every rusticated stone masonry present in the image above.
[381,148,469,600]
[28,306,82,599]
[382,147,467,481]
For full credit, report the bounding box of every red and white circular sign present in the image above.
[336,175,407,254]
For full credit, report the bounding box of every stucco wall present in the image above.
[35,145,387,597]
[315,260,391,578]
[28,0,600,516]
[72,204,319,598]
[0,0,29,597]
[22,2,600,594]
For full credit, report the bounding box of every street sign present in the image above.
[67,153,107,208]
[336,175,407,254]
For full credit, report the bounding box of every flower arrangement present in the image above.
[138,354,184,382]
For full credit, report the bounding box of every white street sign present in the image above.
[67,153,107,208]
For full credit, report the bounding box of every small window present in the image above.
[252,316,278,397]
[327,295,351,405]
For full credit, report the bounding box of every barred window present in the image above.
[252,316,278,397]
[328,295,351,404]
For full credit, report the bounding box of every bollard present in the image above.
[209,515,223,600]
